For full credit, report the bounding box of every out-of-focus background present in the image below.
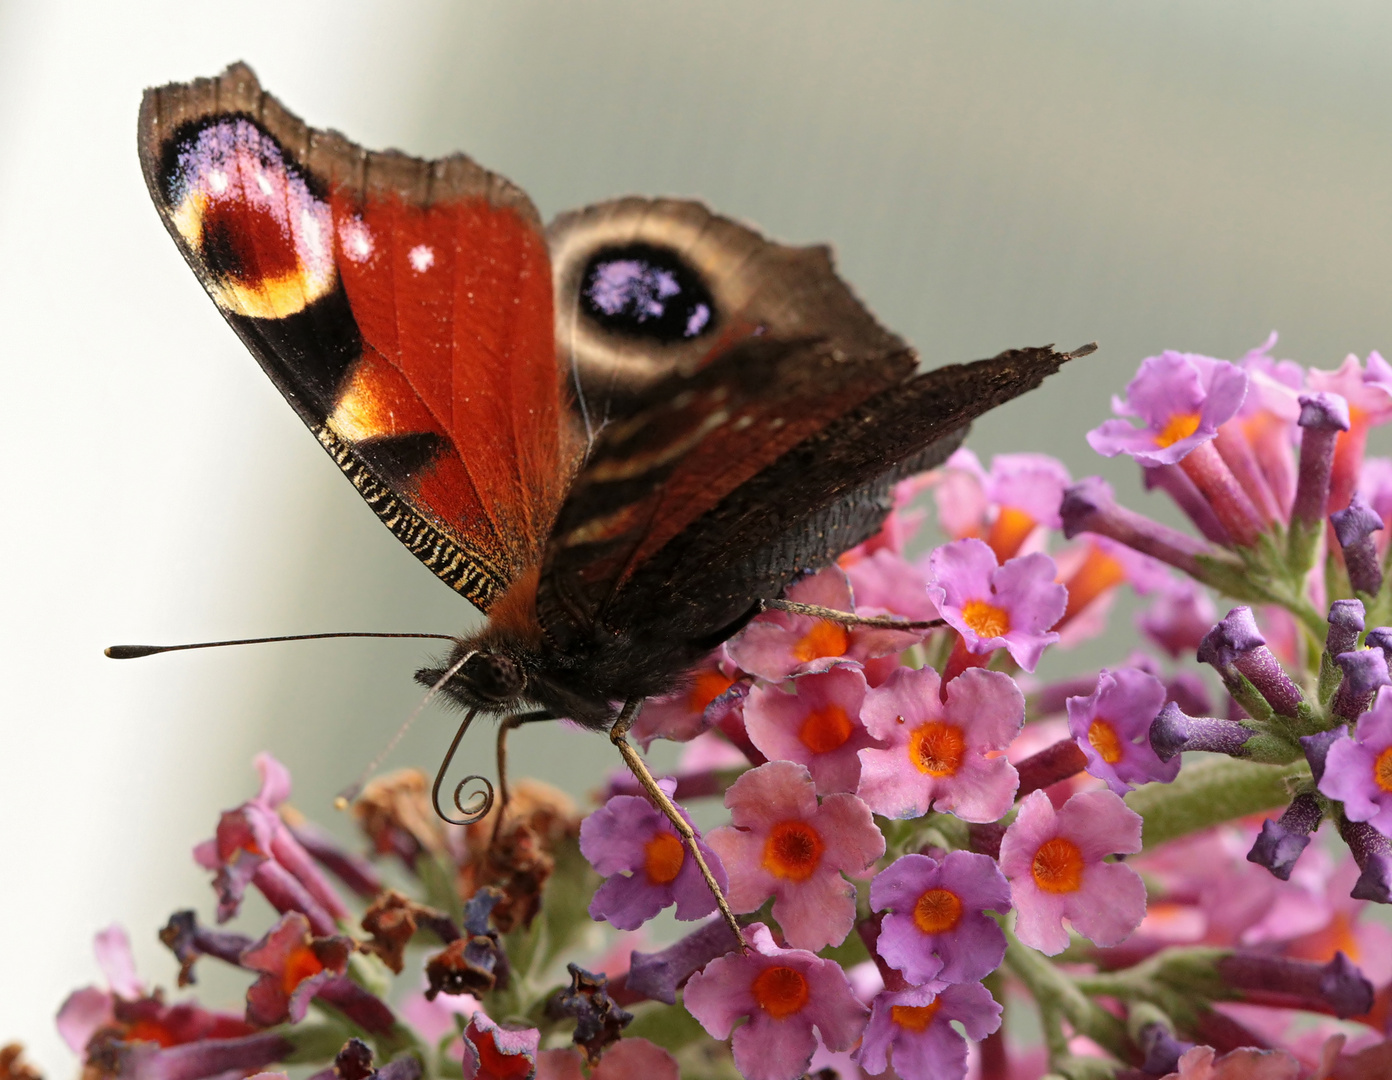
[3,1,1391,1069]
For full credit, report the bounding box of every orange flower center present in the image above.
[1031,837,1085,894]
[961,599,1010,639]
[688,669,735,713]
[909,721,966,776]
[793,619,849,663]
[987,506,1037,562]
[282,944,324,994]
[799,704,854,754]
[1087,719,1124,764]
[751,965,810,1019]
[1375,746,1392,793]
[123,1019,176,1047]
[1155,411,1202,448]
[643,830,685,884]
[912,888,964,934]
[890,1001,941,1032]
[762,820,826,881]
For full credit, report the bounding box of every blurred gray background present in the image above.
[3,1,1391,1071]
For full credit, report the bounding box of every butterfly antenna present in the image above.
[105,631,456,659]
[609,698,749,953]
[335,650,477,811]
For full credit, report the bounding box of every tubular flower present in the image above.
[998,790,1147,955]
[706,761,884,952]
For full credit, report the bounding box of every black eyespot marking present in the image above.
[579,243,717,343]
[462,651,524,702]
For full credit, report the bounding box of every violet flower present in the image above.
[1066,667,1179,793]
[579,778,726,930]
[1320,685,1392,835]
[870,851,1011,985]
[683,923,869,1080]
[1307,352,1392,513]
[1150,701,1253,761]
[1247,792,1322,881]
[706,761,884,952]
[1060,476,1213,578]
[998,789,1146,954]
[856,666,1023,823]
[743,666,879,795]
[925,539,1065,671]
[1291,391,1351,532]
[1332,494,1385,595]
[1138,579,1217,660]
[854,981,1002,1080]
[1198,606,1305,719]
[1332,650,1391,721]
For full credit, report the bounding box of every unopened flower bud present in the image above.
[1292,392,1351,530]
[1246,793,1322,881]
[1149,702,1252,761]
[1198,607,1304,717]
[1332,495,1385,595]
[1332,650,1390,720]
[1061,477,1211,578]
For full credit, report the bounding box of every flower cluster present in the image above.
[26,336,1392,1080]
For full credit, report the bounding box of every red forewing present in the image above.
[137,64,582,610]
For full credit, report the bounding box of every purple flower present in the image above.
[743,666,879,795]
[856,666,1023,823]
[1066,667,1178,794]
[730,567,926,681]
[683,922,869,1080]
[579,779,726,930]
[925,539,1066,671]
[241,912,353,1027]
[843,548,939,623]
[1061,476,1214,578]
[194,754,349,935]
[1139,580,1217,660]
[1087,351,1249,466]
[853,981,1002,1080]
[706,761,884,952]
[870,851,1011,985]
[1332,494,1385,595]
[1320,685,1392,835]
[998,789,1146,955]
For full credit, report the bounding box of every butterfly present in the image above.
[135,62,1086,942]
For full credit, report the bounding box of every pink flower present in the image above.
[855,981,1002,1080]
[1160,1045,1301,1079]
[743,666,879,795]
[241,912,353,1027]
[870,851,1011,985]
[579,779,726,930]
[1088,352,1249,467]
[843,548,938,623]
[1140,579,1218,660]
[927,449,1071,562]
[998,789,1147,955]
[730,567,925,681]
[536,1038,678,1080]
[1054,534,1172,647]
[1067,667,1179,794]
[683,923,869,1080]
[926,540,1065,672]
[856,666,1023,823]
[706,762,884,952]
[1308,352,1392,513]
[629,646,749,749]
[1319,685,1392,835]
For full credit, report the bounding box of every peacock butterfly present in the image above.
[135,63,1087,939]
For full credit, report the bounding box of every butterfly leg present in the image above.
[609,699,749,953]
[762,598,943,631]
[491,709,555,848]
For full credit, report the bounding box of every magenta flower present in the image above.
[856,666,1023,823]
[979,452,1072,560]
[1163,1045,1303,1079]
[459,1013,539,1080]
[1067,667,1179,794]
[241,912,353,1026]
[931,448,991,540]
[1087,351,1249,466]
[1308,352,1392,514]
[730,566,926,680]
[926,539,1065,671]
[843,548,939,623]
[870,851,1011,985]
[743,666,879,795]
[854,981,1003,1080]
[579,778,726,930]
[194,753,349,935]
[1319,685,1392,834]
[683,922,869,1080]
[1358,456,1392,556]
[629,646,749,749]
[998,789,1147,955]
[706,761,884,952]
[536,1038,678,1080]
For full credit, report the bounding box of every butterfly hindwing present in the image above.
[137,63,582,611]
[536,200,917,644]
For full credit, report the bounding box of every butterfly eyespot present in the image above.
[579,242,718,344]
[460,651,525,703]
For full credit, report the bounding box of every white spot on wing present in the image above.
[409,244,435,273]
[340,217,373,263]
[208,169,229,194]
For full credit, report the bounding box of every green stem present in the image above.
[1003,932,1131,1063]
[1125,757,1310,850]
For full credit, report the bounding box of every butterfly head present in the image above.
[416,643,528,712]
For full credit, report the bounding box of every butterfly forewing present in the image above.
[137,63,581,610]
